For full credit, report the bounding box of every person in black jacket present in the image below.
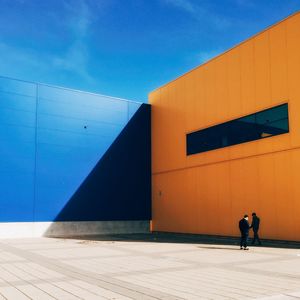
[239,214,250,250]
[250,212,261,245]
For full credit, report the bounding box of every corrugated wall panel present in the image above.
[0,78,36,222]
[0,76,151,223]
[150,11,300,241]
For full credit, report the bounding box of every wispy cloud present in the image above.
[162,0,231,30]
[63,0,92,37]
[0,0,97,85]
[52,0,95,82]
[164,0,196,14]
[0,41,50,80]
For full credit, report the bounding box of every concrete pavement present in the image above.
[0,234,299,299]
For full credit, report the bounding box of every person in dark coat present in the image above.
[239,214,250,250]
[250,212,261,245]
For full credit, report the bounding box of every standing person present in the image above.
[251,212,262,245]
[239,214,250,250]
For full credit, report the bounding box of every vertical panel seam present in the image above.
[253,36,257,109]
[268,31,272,103]
[33,83,39,223]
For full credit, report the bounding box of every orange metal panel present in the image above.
[286,13,300,148]
[204,56,230,164]
[203,63,216,128]
[196,165,209,233]
[273,151,293,240]
[240,40,256,115]
[150,12,300,241]
[149,89,162,174]
[213,56,229,123]
[256,154,277,239]
[227,48,242,119]
[242,157,259,212]
[216,162,232,236]
[184,168,198,233]
[290,149,300,240]
[229,159,246,226]
[204,164,220,234]
[269,22,288,102]
[186,68,209,168]
[253,31,272,110]
[185,71,197,132]
[165,82,183,171]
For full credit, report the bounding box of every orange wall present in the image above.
[149,12,300,241]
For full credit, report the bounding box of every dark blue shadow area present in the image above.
[53,104,151,222]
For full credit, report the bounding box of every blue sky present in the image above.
[0,0,299,102]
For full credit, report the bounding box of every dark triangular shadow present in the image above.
[51,104,151,222]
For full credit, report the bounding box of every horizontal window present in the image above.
[186,103,289,155]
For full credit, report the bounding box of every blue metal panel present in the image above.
[0,92,36,113]
[38,86,128,125]
[35,85,142,221]
[128,102,141,119]
[0,77,36,97]
[0,76,151,223]
[0,78,36,222]
[53,104,152,222]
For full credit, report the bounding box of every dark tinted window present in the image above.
[187,103,289,155]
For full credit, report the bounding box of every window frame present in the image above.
[186,103,289,156]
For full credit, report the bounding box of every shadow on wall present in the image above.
[44,104,151,235]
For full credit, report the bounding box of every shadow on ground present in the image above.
[54,232,300,249]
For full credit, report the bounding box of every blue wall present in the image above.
[0,76,151,222]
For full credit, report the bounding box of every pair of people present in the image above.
[239,213,261,250]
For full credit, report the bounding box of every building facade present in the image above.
[1,12,300,241]
[150,12,300,241]
[0,76,151,238]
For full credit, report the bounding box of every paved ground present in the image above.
[0,233,300,300]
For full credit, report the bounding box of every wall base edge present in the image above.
[0,220,150,239]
